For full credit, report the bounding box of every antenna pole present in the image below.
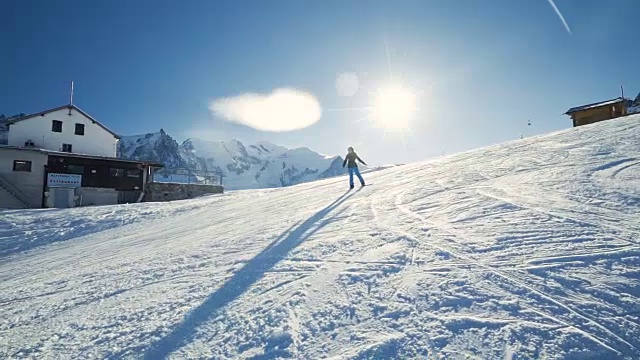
[70,81,74,106]
[621,84,624,99]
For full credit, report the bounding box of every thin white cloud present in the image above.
[546,0,572,34]
[209,88,322,132]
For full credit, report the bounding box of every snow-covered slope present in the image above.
[119,131,345,190]
[2,115,640,359]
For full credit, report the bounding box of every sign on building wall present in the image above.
[47,173,82,188]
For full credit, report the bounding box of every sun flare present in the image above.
[370,84,417,130]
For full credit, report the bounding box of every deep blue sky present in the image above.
[4,0,640,165]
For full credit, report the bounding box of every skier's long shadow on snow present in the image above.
[143,189,357,359]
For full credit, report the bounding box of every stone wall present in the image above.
[145,182,224,202]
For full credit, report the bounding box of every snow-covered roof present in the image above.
[564,97,626,114]
[6,104,121,139]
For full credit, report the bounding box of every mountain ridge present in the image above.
[118,129,347,190]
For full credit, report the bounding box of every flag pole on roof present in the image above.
[68,81,74,116]
[69,81,74,107]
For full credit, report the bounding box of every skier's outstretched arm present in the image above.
[342,157,347,167]
[357,156,367,166]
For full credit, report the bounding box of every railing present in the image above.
[151,167,222,185]
[0,174,31,208]
[0,122,8,145]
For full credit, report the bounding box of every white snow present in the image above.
[2,115,640,359]
[276,147,337,174]
[118,131,165,159]
[628,105,640,115]
[119,131,347,190]
[183,138,245,164]
[247,141,289,158]
[179,138,343,190]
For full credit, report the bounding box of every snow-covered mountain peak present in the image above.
[119,130,185,168]
[118,130,345,189]
[248,141,288,157]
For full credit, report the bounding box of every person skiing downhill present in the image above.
[342,146,367,189]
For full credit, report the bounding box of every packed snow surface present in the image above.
[2,115,640,359]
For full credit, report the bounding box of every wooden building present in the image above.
[564,97,628,127]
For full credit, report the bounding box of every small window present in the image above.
[66,164,84,174]
[75,123,85,135]
[62,143,72,152]
[126,169,141,178]
[110,168,125,177]
[52,120,62,133]
[12,160,32,172]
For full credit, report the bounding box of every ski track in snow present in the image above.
[2,115,640,359]
[391,190,636,355]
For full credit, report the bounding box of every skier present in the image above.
[342,146,367,189]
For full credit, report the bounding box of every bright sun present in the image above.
[370,84,418,130]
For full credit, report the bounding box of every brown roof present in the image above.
[6,104,122,139]
[0,145,164,167]
[564,97,626,115]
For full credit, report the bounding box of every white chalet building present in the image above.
[0,104,162,209]
[6,104,119,157]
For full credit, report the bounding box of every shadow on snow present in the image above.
[143,189,356,359]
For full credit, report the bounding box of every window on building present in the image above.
[66,164,84,174]
[62,143,73,152]
[52,120,62,133]
[110,168,125,177]
[75,123,85,135]
[12,160,32,172]
[126,169,141,178]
